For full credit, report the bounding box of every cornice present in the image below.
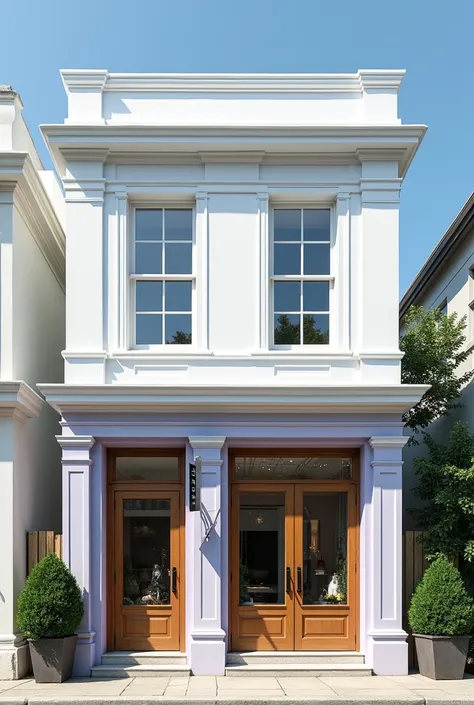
[0,152,65,291]
[55,434,96,449]
[60,69,405,94]
[188,436,226,449]
[369,436,409,449]
[38,383,429,416]
[42,124,427,180]
[0,381,44,419]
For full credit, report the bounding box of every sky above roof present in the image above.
[1,0,472,295]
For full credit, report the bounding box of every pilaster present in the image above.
[187,436,226,675]
[257,192,269,350]
[366,435,408,675]
[195,192,209,351]
[57,434,96,676]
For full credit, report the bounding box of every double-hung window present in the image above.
[132,208,193,347]
[272,208,331,346]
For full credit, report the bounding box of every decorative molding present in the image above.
[56,434,96,449]
[0,381,44,419]
[369,436,409,449]
[0,152,65,290]
[60,148,110,163]
[66,69,405,94]
[62,351,107,360]
[188,436,226,449]
[39,383,429,416]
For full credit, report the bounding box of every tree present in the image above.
[274,314,329,345]
[411,421,474,572]
[400,305,473,437]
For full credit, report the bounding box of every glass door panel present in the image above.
[114,491,180,651]
[231,484,295,651]
[294,487,356,651]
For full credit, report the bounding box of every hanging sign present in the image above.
[189,456,201,512]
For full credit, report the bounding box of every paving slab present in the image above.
[120,678,170,696]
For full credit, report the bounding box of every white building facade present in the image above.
[0,88,65,679]
[39,69,427,677]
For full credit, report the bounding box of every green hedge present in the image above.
[409,555,474,636]
[17,553,84,639]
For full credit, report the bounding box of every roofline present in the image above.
[400,192,474,319]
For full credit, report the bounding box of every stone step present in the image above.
[101,650,187,666]
[226,650,365,665]
[91,664,191,678]
[225,663,372,677]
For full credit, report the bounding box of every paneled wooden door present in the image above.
[231,483,357,651]
[113,490,181,650]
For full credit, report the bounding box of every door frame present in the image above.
[106,448,186,652]
[228,449,360,652]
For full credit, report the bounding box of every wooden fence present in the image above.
[27,531,63,575]
[403,530,429,668]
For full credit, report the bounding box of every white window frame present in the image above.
[129,204,197,351]
[269,205,336,351]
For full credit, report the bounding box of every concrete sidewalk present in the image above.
[2,674,474,704]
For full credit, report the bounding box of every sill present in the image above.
[251,348,354,358]
[110,348,214,360]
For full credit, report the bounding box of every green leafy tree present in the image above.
[411,421,474,569]
[408,555,474,636]
[168,330,192,344]
[400,305,473,438]
[17,553,84,639]
[274,314,329,345]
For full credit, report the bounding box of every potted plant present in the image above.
[17,553,84,682]
[409,555,474,679]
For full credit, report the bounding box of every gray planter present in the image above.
[28,636,77,683]
[414,634,470,680]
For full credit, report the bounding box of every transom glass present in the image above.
[235,456,352,480]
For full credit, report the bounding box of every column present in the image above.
[188,436,226,675]
[57,435,95,677]
[366,436,408,675]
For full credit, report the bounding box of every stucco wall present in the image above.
[12,204,65,532]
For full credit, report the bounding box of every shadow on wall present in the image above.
[403,376,474,531]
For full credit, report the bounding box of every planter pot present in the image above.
[414,634,471,680]
[28,635,77,683]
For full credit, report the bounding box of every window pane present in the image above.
[240,492,286,605]
[274,313,300,344]
[136,314,162,345]
[165,281,192,312]
[165,314,192,344]
[165,209,193,241]
[136,281,163,312]
[136,209,162,241]
[304,209,330,242]
[116,456,179,481]
[235,457,351,480]
[303,314,329,344]
[165,243,192,274]
[304,244,330,275]
[303,281,329,312]
[135,243,162,274]
[274,244,300,275]
[274,209,301,242]
[301,493,348,605]
[274,281,300,312]
[122,499,171,605]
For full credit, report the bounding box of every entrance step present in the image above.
[227,650,365,665]
[101,651,187,666]
[93,652,190,678]
[225,662,372,678]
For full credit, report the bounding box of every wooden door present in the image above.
[230,484,295,650]
[294,485,357,650]
[114,490,181,651]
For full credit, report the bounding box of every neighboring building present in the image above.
[0,88,65,678]
[38,68,427,678]
[400,194,474,529]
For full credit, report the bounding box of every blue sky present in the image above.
[1,0,472,294]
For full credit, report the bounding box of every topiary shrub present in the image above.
[409,555,474,636]
[17,553,84,640]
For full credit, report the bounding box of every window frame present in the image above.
[269,205,335,351]
[129,205,196,350]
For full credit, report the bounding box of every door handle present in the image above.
[286,566,291,593]
[172,567,177,594]
[297,567,302,594]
